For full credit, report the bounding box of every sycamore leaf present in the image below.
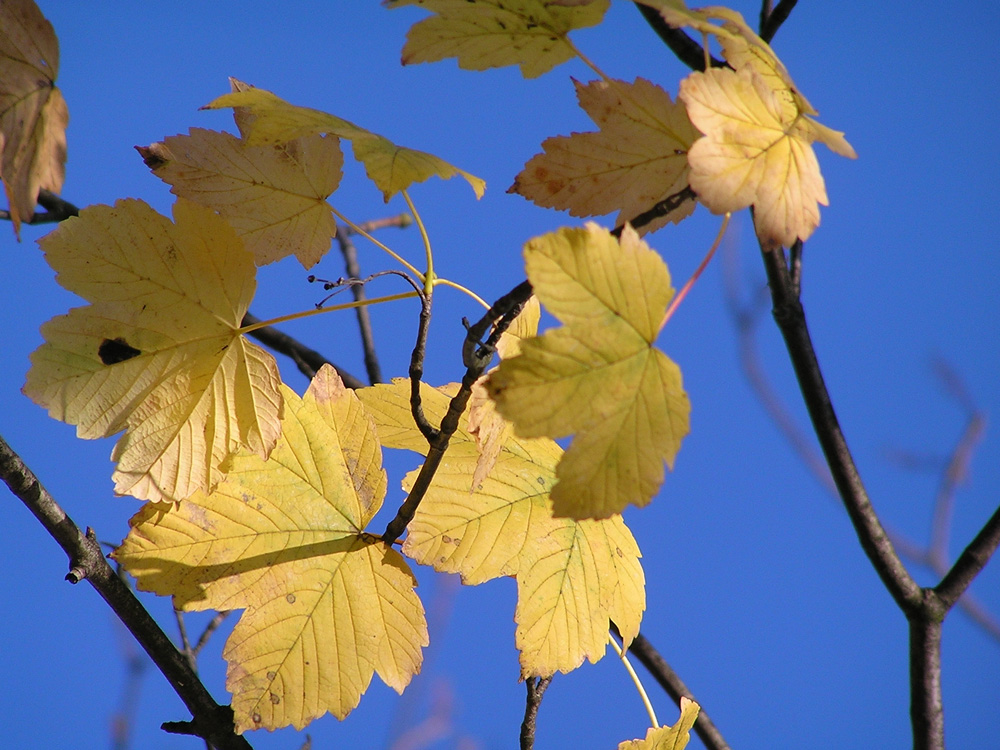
[23,199,282,503]
[0,0,68,237]
[618,697,700,750]
[357,377,645,677]
[643,1,856,245]
[511,78,698,234]
[679,66,853,247]
[204,86,485,202]
[386,0,610,79]
[114,366,428,731]
[486,223,689,519]
[138,126,342,268]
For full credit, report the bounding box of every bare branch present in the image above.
[382,281,533,545]
[0,433,253,750]
[0,189,80,225]
[759,242,924,612]
[633,3,725,71]
[520,677,552,750]
[241,311,365,388]
[936,504,1000,611]
[909,617,944,750]
[759,0,798,43]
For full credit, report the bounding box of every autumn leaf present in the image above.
[0,0,68,237]
[642,1,856,245]
[511,77,698,234]
[114,366,428,732]
[386,0,610,79]
[204,85,485,202]
[486,223,689,519]
[679,65,854,247]
[357,377,645,677]
[138,127,342,268]
[618,697,700,750]
[23,199,282,503]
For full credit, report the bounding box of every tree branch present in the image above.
[935,504,1000,610]
[909,615,944,750]
[759,242,924,613]
[336,213,413,385]
[759,0,798,43]
[520,677,552,750]
[0,433,253,750]
[0,188,80,225]
[633,3,725,71]
[382,281,533,545]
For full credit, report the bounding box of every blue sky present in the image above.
[2,2,998,749]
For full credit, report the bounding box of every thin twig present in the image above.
[408,292,439,443]
[335,215,414,385]
[192,611,234,660]
[909,616,944,750]
[760,242,923,612]
[0,434,252,750]
[633,3,725,71]
[615,186,698,237]
[936,504,1000,610]
[0,188,80,225]
[759,0,799,43]
[382,282,533,545]
[520,677,552,750]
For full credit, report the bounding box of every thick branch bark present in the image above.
[0,434,252,750]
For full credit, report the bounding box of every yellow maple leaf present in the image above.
[386,0,610,79]
[203,85,485,202]
[357,377,644,678]
[679,65,853,247]
[618,697,700,750]
[511,78,698,234]
[0,0,68,237]
[23,199,283,503]
[642,1,856,246]
[114,366,428,732]
[486,223,689,519]
[138,127,342,268]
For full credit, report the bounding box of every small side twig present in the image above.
[520,677,552,750]
[633,3,726,71]
[0,188,80,225]
[759,0,799,43]
[382,281,533,545]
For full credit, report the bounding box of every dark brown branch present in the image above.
[241,311,364,389]
[613,628,731,750]
[520,677,552,750]
[759,0,798,43]
[760,243,923,612]
[0,188,80,225]
[0,434,252,750]
[382,282,533,545]
[408,292,439,442]
[615,186,698,237]
[633,3,725,71]
[723,245,1000,640]
[909,616,944,750]
[935,504,1000,610]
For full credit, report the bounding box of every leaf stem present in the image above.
[402,190,435,294]
[433,277,491,309]
[330,203,424,281]
[660,213,730,331]
[238,291,420,334]
[609,634,658,728]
